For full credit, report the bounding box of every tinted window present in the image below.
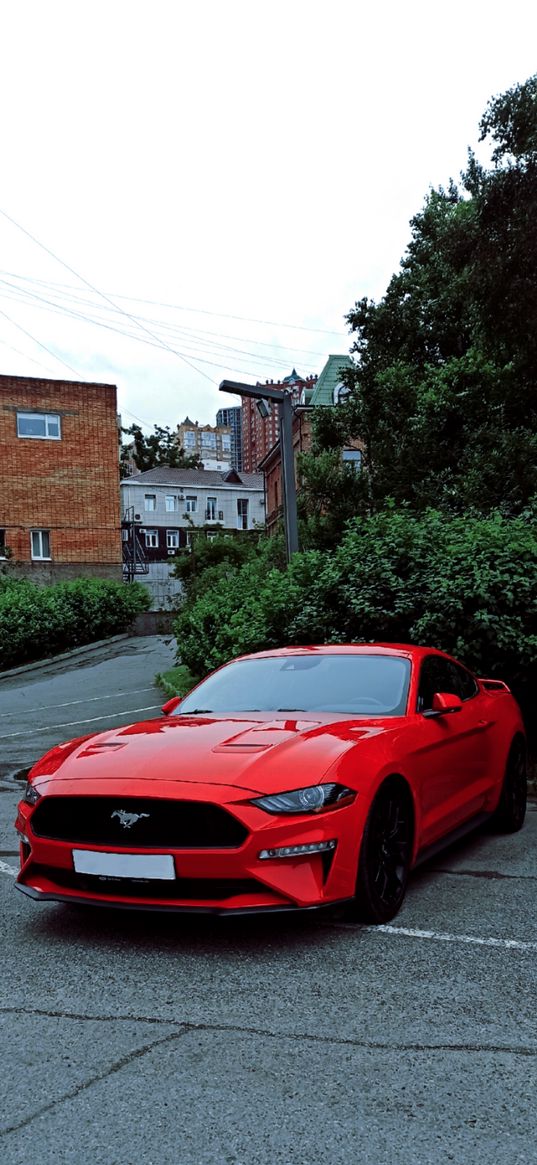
[178,654,411,717]
[417,656,478,711]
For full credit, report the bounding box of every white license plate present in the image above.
[72,850,175,880]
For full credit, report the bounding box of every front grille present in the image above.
[31,796,248,849]
[35,865,259,901]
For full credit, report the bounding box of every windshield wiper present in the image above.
[181,708,214,714]
[276,708,306,712]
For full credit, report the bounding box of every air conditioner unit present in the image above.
[134,513,142,521]
[167,549,176,555]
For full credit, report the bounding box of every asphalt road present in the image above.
[1,638,536,1164]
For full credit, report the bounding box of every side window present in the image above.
[417,657,459,712]
[451,662,478,701]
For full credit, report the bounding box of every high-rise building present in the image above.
[216,406,242,471]
[176,417,232,471]
[241,369,318,472]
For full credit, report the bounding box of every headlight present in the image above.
[23,782,41,806]
[252,783,355,815]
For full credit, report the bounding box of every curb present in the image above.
[0,634,131,681]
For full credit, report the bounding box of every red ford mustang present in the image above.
[15,645,527,923]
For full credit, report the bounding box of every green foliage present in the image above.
[173,508,537,726]
[0,578,149,670]
[305,75,537,520]
[120,423,203,477]
[171,530,268,602]
[155,665,198,699]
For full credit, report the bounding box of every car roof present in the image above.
[235,644,448,663]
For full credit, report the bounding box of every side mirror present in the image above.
[161,696,182,716]
[423,691,463,718]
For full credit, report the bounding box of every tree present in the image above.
[303,75,537,520]
[120,423,203,477]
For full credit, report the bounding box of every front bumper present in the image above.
[15,780,362,914]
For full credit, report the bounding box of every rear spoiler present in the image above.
[479,678,511,693]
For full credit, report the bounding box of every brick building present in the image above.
[258,356,361,534]
[0,374,122,581]
[241,369,318,472]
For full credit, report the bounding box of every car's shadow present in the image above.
[21,821,512,954]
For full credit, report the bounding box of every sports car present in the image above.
[15,644,527,922]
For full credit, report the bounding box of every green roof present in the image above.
[308,354,354,407]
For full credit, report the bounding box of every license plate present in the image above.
[72,850,175,880]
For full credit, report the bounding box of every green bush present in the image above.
[173,507,537,733]
[0,578,150,670]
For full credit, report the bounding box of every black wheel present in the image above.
[491,738,527,833]
[345,780,413,924]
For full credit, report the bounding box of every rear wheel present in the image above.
[491,738,527,833]
[345,780,413,924]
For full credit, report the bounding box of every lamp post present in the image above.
[219,379,299,560]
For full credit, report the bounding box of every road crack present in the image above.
[1,1006,536,1060]
[0,1028,186,1138]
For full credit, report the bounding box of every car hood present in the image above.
[29,712,397,796]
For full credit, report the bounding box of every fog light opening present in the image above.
[258,840,337,860]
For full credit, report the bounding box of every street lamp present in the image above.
[219,379,299,560]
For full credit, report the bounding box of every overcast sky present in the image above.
[1,0,536,431]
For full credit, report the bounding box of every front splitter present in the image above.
[15,881,352,917]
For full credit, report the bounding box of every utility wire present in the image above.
[0,208,216,385]
[0,271,329,361]
[0,278,303,371]
[0,306,81,377]
[0,268,349,337]
[0,280,311,380]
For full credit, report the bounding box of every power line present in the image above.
[0,307,81,377]
[0,277,306,371]
[0,209,216,385]
[0,268,349,338]
[0,270,331,361]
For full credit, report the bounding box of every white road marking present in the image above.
[0,687,156,718]
[368,923,537,953]
[0,860,17,877]
[0,705,162,739]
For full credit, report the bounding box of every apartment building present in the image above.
[120,466,265,561]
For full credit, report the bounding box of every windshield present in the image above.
[177,654,411,716]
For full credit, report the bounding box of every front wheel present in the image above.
[344,780,413,924]
[491,739,527,833]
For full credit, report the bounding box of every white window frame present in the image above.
[144,528,158,548]
[166,529,180,549]
[17,411,61,439]
[144,494,157,511]
[183,431,196,447]
[165,495,176,512]
[206,496,217,521]
[185,495,197,513]
[30,529,51,560]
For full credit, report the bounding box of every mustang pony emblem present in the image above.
[111,810,150,829]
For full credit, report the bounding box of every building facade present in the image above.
[215,406,242,471]
[120,466,265,562]
[241,369,318,472]
[0,374,122,581]
[176,417,232,471]
[257,356,362,534]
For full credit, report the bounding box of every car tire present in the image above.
[491,738,527,833]
[344,779,413,924]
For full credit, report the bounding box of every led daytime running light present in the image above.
[259,840,337,860]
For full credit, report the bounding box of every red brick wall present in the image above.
[0,375,122,569]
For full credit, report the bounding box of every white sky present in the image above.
[1,0,536,431]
